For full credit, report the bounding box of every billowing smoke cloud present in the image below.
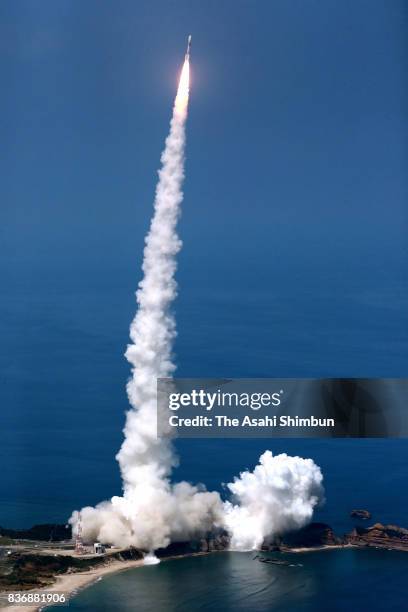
[69,49,324,554]
[223,451,324,550]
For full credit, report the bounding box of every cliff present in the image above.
[155,532,230,558]
[276,522,342,550]
[346,523,408,551]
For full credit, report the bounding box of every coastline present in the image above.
[0,547,344,611]
[2,558,145,612]
[1,552,211,612]
[1,538,405,611]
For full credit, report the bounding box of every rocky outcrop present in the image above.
[156,532,230,558]
[350,509,371,520]
[157,524,342,555]
[205,533,230,551]
[346,523,408,551]
[276,522,342,550]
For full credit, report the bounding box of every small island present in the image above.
[350,509,372,520]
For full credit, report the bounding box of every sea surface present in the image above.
[1,272,408,530]
[49,549,408,612]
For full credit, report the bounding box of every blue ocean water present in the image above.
[0,270,407,530]
[49,549,408,612]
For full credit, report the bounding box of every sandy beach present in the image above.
[0,551,214,612]
[2,557,145,612]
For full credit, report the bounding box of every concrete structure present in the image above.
[93,542,106,555]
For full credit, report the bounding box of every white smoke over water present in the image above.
[69,47,324,552]
[223,451,324,550]
[143,553,160,565]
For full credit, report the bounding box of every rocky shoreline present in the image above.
[346,523,408,551]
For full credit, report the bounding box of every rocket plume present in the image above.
[70,48,223,552]
[70,41,324,553]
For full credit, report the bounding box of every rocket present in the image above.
[185,35,192,61]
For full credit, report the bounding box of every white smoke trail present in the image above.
[69,49,325,553]
[223,451,324,550]
[69,55,223,552]
[115,56,189,496]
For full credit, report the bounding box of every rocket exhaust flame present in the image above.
[69,38,324,553]
[175,58,190,117]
